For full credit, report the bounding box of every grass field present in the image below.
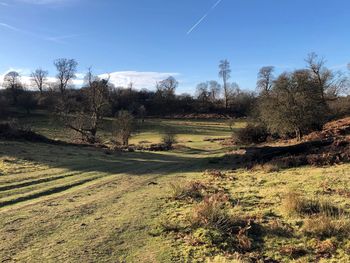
[1,116,350,262]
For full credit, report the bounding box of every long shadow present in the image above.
[0,140,227,177]
[0,139,231,208]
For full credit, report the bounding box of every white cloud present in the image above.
[99,71,179,90]
[0,70,179,91]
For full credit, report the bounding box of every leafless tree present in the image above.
[257,66,275,93]
[219,59,231,109]
[156,76,178,98]
[305,53,346,99]
[112,110,134,147]
[31,69,48,95]
[4,71,23,104]
[65,68,110,143]
[196,82,210,101]
[208,80,221,102]
[54,58,78,97]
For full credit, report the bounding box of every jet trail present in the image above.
[187,0,223,35]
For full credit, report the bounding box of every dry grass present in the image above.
[279,245,308,259]
[281,191,344,218]
[204,169,226,179]
[169,181,208,201]
[252,163,280,173]
[190,192,231,230]
[302,215,350,238]
[265,219,293,237]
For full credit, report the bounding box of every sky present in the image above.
[0,0,349,94]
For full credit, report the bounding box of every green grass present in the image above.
[1,115,350,262]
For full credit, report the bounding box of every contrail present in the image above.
[187,0,223,35]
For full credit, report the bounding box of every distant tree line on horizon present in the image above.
[0,53,349,143]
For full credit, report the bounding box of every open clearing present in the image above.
[1,118,350,262]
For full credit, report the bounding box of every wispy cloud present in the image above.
[0,22,80,44]
[187,0,224,35]
[0,2,9,6]
[16,0,69,5]
[45,34,81,44]
[0,22,22,32]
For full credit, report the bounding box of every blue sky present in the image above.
[0,0,349,93]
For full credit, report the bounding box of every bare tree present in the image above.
[305,53,346,99]
[257,66,274,93]
[156,76,178,98]
[65,68,110,143]
[31,69,48,95]
[112,110,134,147]
[208,80,221,102]
[4,71,23,104]
[54,58,78,97]
[219,59,231,109]
[196,82,210,101]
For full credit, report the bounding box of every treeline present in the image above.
[0,54,349,143]
[0,59,255,118]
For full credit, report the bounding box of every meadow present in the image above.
[1,115,350,262]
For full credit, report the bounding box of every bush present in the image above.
[162,131,177,149]
[233,123,268,145]
[112,110,134,146]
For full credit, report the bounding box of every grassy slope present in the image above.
[1,116,350,262]
[0,117,234,262]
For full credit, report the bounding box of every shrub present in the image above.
[233,123,268,145]
[282,192,343,218]
[162,131,177,149]
[112,110,134,147]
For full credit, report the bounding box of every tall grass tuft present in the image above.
[302,215,350,238]
[170,181,207,201]
[282,191,344,218]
